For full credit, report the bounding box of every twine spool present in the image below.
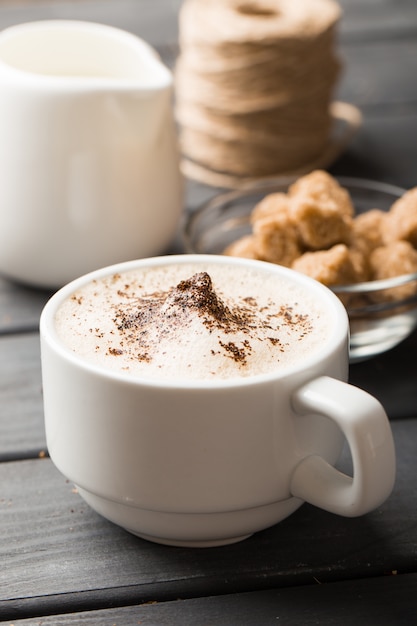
[175,0,362,188]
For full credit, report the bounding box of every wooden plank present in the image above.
[339,0,417,41]
[0,418,416,620]
[338,38,417,107]
[0,277,51,334]
[349,329,417,419]
[7,573,417,625]
[0,333,46,459]
[343,0,417,37]
[330,109,417,189]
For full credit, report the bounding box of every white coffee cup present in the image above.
[0,21,183,288]
[40,255,396,547]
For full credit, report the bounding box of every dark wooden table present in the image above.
[1,1,417,623]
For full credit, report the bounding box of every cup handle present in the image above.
[290,376,396,517]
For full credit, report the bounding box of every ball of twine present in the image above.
[175,0,362,188]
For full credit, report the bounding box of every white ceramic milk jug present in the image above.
[0,20,183,288]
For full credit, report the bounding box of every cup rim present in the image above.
[40,254,349,389]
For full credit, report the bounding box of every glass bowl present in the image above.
[184,177,417,362]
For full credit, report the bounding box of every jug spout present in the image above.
[0,19,178,174]
[0,20,172,92]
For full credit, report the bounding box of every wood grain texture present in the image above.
[0,278,51,334]
[0,333,45,459]
[338,38,417,109]
[349,329,417,419]
[330,110,417,189]
[7,574,417,625]
[339,0,417,41]
[0,418,415,620]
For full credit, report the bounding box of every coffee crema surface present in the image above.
[54,263,333,380]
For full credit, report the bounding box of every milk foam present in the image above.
[54,262,333,380]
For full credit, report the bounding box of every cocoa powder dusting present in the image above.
[112,272,258,365]
[172,273,255,335]
[108,272,313,369]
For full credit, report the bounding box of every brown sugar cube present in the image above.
[290,197,353,250]
[370,240,417,279]
[252,209,301,266]
[292,244,359,287]
[288,170,355,218]
[224,235,259,259]
[383,187,417,247]
[348,247,371,282]
[250,192,291,225]
[369,240,417,302]
[288,170,354,249]
[352,209,387,254]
